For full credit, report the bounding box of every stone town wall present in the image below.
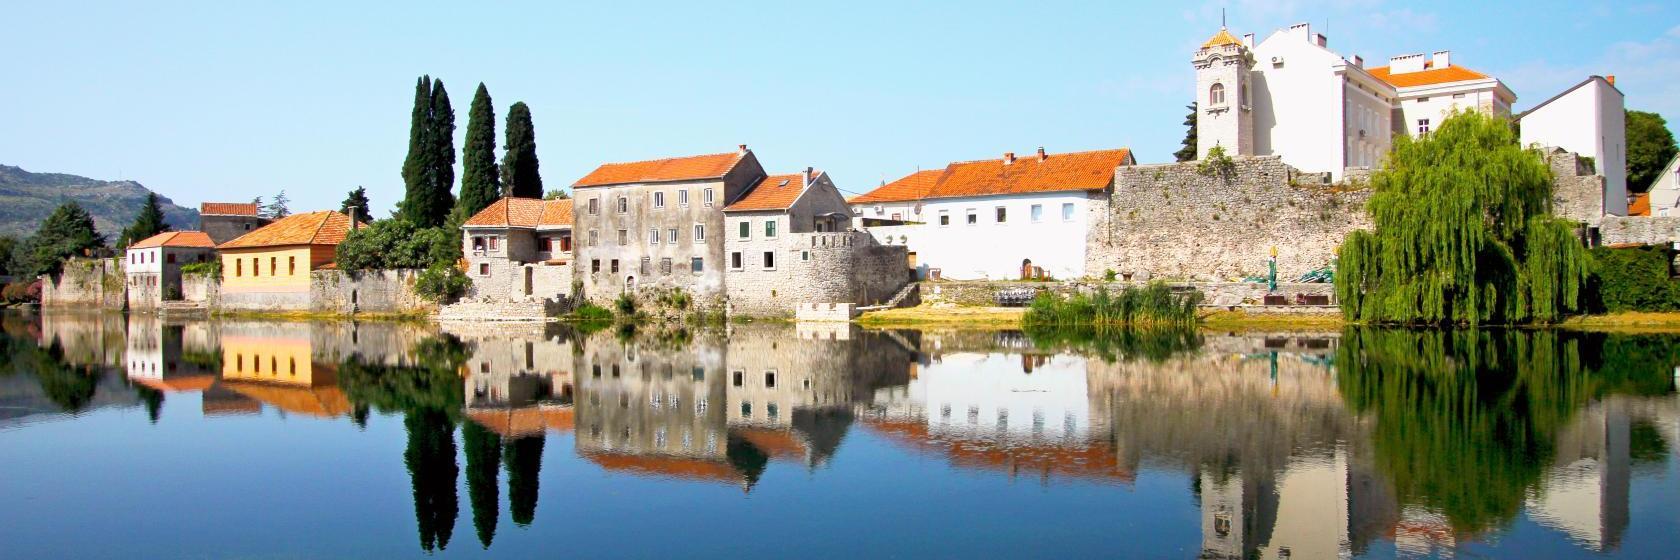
[40,258,125,309]
[182,272,221,304]
[1600,216,1680,246]
[1087,156,1370,282]
[1542,148,1607,225]
[308,269,434,315]
[464,256,571,304]
[919,280,1334,307]
[724,231,909,317]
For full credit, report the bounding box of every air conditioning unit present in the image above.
[1271,56,1284,66]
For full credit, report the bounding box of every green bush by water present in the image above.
[1022,282,1201,328]
[1588,245,1680,312]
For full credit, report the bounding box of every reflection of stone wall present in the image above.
[572,332,730,460]
[920,280,1334,307]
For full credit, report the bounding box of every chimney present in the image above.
[1432,50,1451,69]
[1315,33,1327,48]
[1606,75,1616,86]
[802,166,813,188]
[1036,147,1047,162]
[738,144,748,153]
[1352,55,1364,68]
[1003,152,1016,165]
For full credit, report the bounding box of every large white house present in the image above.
[1520,75,1629,216]
[1195,23,1513,181]
[851,147,1134,280]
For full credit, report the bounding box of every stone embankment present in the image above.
[437,299,565,322]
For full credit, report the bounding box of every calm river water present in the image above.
[1,310,1677,558]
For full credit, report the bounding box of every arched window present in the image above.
[1209,83,1226,106]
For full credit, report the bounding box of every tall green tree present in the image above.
[340,186,371,223]
[1627,109,1677,193]
[20,202,104,277]
[399,76,458,227]
[459,83,502,218]
[1173,102,1198,162]
[118,192,170,248]
[502,102,543,198]
[265,190,291,219]
[1335,111,1590,325]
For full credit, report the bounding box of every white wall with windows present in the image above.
[860,191,1096,280]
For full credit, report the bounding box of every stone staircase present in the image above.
[858,282,920,312]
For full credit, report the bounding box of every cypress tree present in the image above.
[502,102,543,198]
[459,83,501,218]
[1334,111,1590,325]
[119,192,170,248]
[399,76,432,225]
[1173,102,1198,162]
[340,186,371,223]
[429,80,457,223]
[398,76,457,227]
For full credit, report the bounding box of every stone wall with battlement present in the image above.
[1086,156,1371,281]
[724,231,909,317]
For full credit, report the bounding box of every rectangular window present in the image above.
[479,263,490,276]
[678,190,689,207]
[610,259,619,273]
[1031,204,1043,222]
[166,253,176,264]
[617,197,628,213]
[667,228,677,244]
[588,230,599,246]
[730,252,743,270]
[765,220,777,238]
[996,207,1007,223]
[1452,93,1466,99]
[640,256,651,275]
[488,237,499,250]
[617,230,628,245]
[1417,96,1430,102]
[762,251,775,270]
[938,211,950,226]
[1061,203,1075,221]
[694,224,705,242]
[591,259,600,273]
[764,372,776,388]
[236,259,242,277]
[1417,118,1430,135]
[738,221,750,239]
[252,258,260,277]
[660,258,672,275]
[732,371,743,387]
[691,257,703,273]
[588,197,599,215]
[966,210,977,225]
[802,250,810,261]
[649,228,660,245]
[560,235,572,252]
[288,256,296,275]
[653,192,665,208]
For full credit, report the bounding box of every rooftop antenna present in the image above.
[1221,8,1226,28]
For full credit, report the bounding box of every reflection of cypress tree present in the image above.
[504,434,544,526]
[726,435,769,491]
[135,385,164,424]
[463,421,502,548]
[404,410,458,552]
[350,403,370,430]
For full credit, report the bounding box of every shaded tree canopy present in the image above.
[1626,109,1677,193]
[504,434,544,526]
[458,83,502,220]
[17,202,105,277]
[502,102,543,198]
[340,186,371,223]
[118,192,170,248]
[1336,111,1589,325]
[1173,102,1198,162]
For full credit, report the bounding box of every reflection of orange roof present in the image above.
[218,211,358,249]
[573,151,746,188]
[725,173,809,212]
[221,380,351,418]
[865,418,1133,483]
[132,375,217,393]
[737,428,806,460]
[850,169,942,204]
[202,398,262,416]
[583,452,741,483]
[1630,193,1651,217]
[467,406,575,438]
[201,202,261,216]
[130,231,215,249]
[1367,65,1490,88]
[851,148,1133,203]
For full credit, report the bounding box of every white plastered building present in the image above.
[1520,75,1629,216]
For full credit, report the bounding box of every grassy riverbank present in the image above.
[1558,312,1680,332]
[857,304,1343,331]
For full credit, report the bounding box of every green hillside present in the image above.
[0,165,198,240]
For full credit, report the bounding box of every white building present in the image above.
[1520,76,1629,215]
[123,231,215,309]
[1196,24,1512,181]
[851,147,1135,280]
[1641,154,1680,216]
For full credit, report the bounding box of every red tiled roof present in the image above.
[572,151,746,188]
[1367,64,1490,88]
[217,211,358,249]
[539,199,574,228]
[463,197,575,228]
[724,173,807,212]
[129,230,215,249]
[852,148,1133,203]
[849,169,943,204]
[200,202,261,216]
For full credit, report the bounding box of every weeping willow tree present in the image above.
[1335,111,1590,325]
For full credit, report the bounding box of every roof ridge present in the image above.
[596,150,741,167]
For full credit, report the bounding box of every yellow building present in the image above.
[215,211,356,310]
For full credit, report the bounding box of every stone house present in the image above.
[123,230,215,310]
[570,146,767,305]
[460,197,575,303]
[199,202,271,245]
[1519,76,1628,215]
[852,147,1135,281]
[216,211,356,311]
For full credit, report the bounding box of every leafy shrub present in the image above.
[1103,269,1118,282]
[572,303,613,322]
[1589,246,1680,312]
[180,260,220,276]
[1023,282,1201,328]
[336,219,461,270]
[413,264,469,303]
[614,293,638,315]
[1,281,41,303]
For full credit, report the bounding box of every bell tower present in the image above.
[1193,26,1254,159]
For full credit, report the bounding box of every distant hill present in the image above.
[0,165,198,240]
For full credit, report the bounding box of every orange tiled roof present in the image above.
[573,151,746,188]
[129,230,215,249]
[217,211,357,249]
[463,197,575,228]
[849,169,943,204]
[539,198,574,228]
[1367,64,1490,88]
[724,173,807,212]
[736,428,807,460]
[854,148,1132,202]
[200,202,261,216]
[1202,28,1243,49]
[1630,193,1651,217]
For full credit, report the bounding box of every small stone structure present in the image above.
[308,269,434,315]
[794,302,858,322]
[1087,156,1370,282]
[725,231,909,317]
[39,258,125,309]
[1542,148,1608,225]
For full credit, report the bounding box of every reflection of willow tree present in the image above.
[463,421,501,548]
[1023,326,1203,362]
[336,334,470,552]
[1336,328,1674,534]
[504,435,543,526]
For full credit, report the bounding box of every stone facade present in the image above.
[40,258,125,309]
[462,230,573,303]
[1599,216,1680,246]
[308,269,435,315]
[199,214,270,246]
[1543,148,1608,225]
[724,231,909,316]
[1087,156,1370,281]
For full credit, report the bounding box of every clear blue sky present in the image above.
[4,0,1677,216]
